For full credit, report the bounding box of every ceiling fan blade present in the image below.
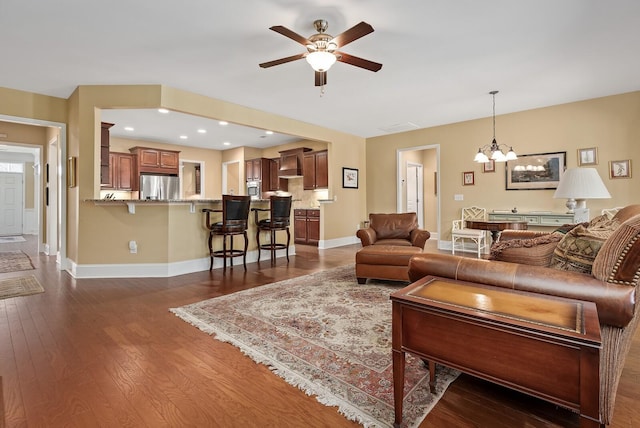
[269,25,310,46]
[259,53,306,68]
[335,51,383,72]
[315,71,327,87]
[330,22,374,48]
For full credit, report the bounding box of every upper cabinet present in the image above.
[100,122,114,186]
[268,158,288,192]
[245,158,270,182]
[129,146,180,175]
[104,152,137,190]
[303,150,328,190]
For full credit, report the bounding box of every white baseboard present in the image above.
[67,246,297,278]
[319,235,360,249]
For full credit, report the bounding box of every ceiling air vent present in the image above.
[378,122,419,134]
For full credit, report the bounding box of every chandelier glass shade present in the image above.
[306,51,337,71]
[474,91,517,163]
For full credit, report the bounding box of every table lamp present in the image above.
[553,167,611,213]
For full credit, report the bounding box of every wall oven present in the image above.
[247,181,261,200]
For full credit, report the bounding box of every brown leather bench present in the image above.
[355,245,423,284]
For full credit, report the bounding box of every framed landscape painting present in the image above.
[505,151,566,190]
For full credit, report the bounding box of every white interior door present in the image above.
[47,139,59,255]
[406,163,424,228]
[0,172,24,236]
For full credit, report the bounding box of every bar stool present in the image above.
[202,195,251,270]
[252,195,292,264]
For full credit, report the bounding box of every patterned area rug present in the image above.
[0,251,34,274]
[0,275,44,300]
[171,265,459,427]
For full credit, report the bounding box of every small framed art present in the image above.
[342,167,359,188]
[463,171,474,186]
[578,147,598,166]
[609,160,632,179]
[482,159,495,173]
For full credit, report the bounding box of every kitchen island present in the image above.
[78,198,288,278]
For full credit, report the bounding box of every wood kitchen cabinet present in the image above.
[245,157,273,184]
[104,152,136,190]
[294,209,320,246]
[129,146,180,175]
[100,122,114,186]
[303,150,328,190]
[268,158,288,192]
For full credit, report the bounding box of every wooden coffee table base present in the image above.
[390,277,602,428]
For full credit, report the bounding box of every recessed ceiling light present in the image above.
[223,141,231,146]
[265,130,273,135]
[158,108,169,114]
[197,129,207,134]
[179,135,188,140]
[219,121,228,126]
[124,126,134,131]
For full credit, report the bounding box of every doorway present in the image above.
[406,162,424,228]
[180,160,205,198]
[0,114,67,270]
[397,144,440,240]
[222,160,241,196]
[0,170,24,236]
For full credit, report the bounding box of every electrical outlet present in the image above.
[129,240,137,254]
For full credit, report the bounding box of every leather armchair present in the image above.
[357,212,431,249]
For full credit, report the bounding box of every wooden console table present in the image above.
[390,276,602,428]
[466,219,528,243]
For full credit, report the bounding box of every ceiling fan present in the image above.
[259,19,383,87]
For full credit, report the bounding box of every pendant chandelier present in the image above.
[474,90,517,163]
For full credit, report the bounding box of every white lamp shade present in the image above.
[553,167,611,200]
[306,51,337,71]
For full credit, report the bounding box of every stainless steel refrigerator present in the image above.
[140,175,180,200]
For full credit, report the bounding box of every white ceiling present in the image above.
[2,0,639,147]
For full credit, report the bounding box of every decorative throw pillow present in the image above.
[489,232,563,266]
[549,216,620,274]
[592,214,640,286]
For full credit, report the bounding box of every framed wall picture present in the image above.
[482,159,495,173]
[342,167,359,188]
[505,151,566,190]
[609,159,632,179]
[463,171,474,186]
[578,147,598,166]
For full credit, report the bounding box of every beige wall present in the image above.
[366,91,640,240]
[69,85,365,264]
[4,83,637,269]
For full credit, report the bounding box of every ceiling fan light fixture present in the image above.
[306,51,337,72]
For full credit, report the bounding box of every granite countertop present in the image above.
[86,198,271,203]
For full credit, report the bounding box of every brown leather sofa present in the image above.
[357,212,431,248]
[407,205,640,425]
[355,213,431,283]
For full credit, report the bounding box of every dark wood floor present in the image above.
[1,238,639,427]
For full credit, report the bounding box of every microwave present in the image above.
[247,181,261,199]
